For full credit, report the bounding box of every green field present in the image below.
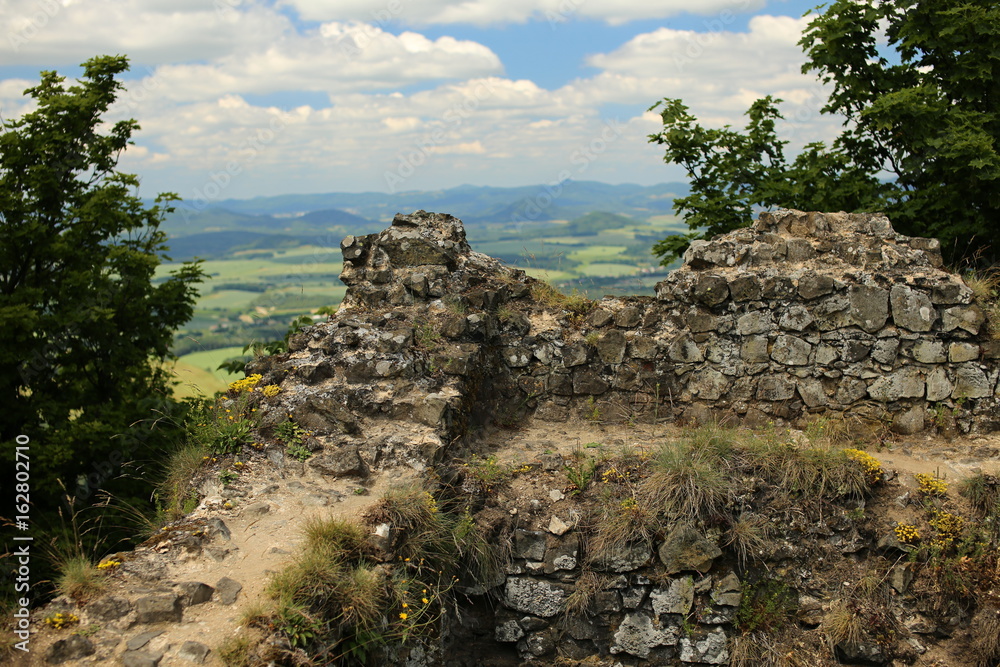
[163,211,685,363]
[178,346,248,384]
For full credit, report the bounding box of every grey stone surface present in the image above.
[596,330,627,364]
[953,365,991,398]
[591,541,652,572]
[941,305,984,334]
[86,595,132,622]
[309,446,368,478]
[612,612,678,658]
[912,340,947,363]
[122,652,163,667]
[850,286,889,332]
[658,526,722,574]
[650,576,695,616]
[214,577,243,605]
[771,335,812,365]
[135,595,183,624]
[177,641,211,664]
[176,582,214,607]
[890,285,937,332]
[504,577,569,617]
[126,631,164,651]
[45,635,95,664]
[513,530,547,561]
[868,368,925,401]
[679,628,729,665]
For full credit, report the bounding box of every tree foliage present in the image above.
[0,56,205,520]
[650,0,1000,265]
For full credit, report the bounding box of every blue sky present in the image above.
[0,0,836,204]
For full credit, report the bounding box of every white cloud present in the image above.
[1,1,289,65]
[284,0,767,27]
[2,2,840,200]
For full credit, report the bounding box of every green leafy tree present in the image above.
[650,0,1000,265]
[0,56,205,524]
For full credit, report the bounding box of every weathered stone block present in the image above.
[628,336,658,360]
[761,276,796,299]
[849,285,889,333]
[797,378,828,407]
[658,525,722,574]
[572,369,609,395]
[757,376,796,401]
[668,335,704,363]
[504,577,569,617]
[890,285,937,332]
[941,305,985,334]
[798,274,835,299]
[771,335,812,366]
[953,365,991,399]
[949,342,980,363]
[590,541,652,572]
[650,576,695,616]
[135,595,183,624]
[688,369,730,401]
[728,275,761,301]
[736,311,772,335]
[779,305,814,331]
[695,275,730,306]
[868,368,925,402]
[615,306,643,327]
[871,338,899,364]
[912,340,946,363]
[926,367,953,402]
[597,330,627,364]
[679,628,729,665]
[834,377,869,404]
[613,612,679,658]
[892,406,925,435]
[513,530,547,561]
[740,336,769,363]
[309,446,368,478]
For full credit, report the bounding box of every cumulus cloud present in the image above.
[1,0,289,65]
[1,1,840,199]
[284,0,767,27]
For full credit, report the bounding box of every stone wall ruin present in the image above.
[249,208,999,459]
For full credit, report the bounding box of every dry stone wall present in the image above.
[252,208,999,458]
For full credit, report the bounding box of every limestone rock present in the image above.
[591,541,652,572]
[177,641,211,664]
[215,577,243,605]
[504,577,569,617]
[679,628,729,665]
[85,595,132,622]
[650,576,695,616]
[309,446,368,478]
[890,285,937,332]
[135,595,183,624]
[658,525,722,574]
[612,612,678,658]
[45,635,95,664]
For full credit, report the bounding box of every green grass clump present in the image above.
[258,486,506,663]
[55,556,107,603]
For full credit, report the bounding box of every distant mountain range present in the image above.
[160,181,688,261]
